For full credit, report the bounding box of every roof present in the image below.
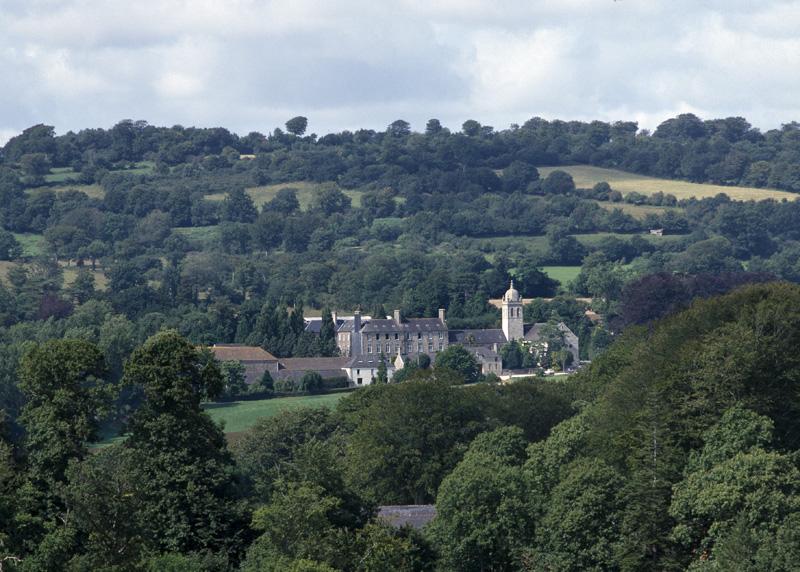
[524,322,577,342]
[378,505,437,530]
[346,355,397,369]
[210,344,278,362]
[275,357,349,381]
[448,329,508,346]
[360,318,445,333]
[278,357,350,371]
[471,347,500,360]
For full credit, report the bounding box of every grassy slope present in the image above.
[204,393,345,433]
[539,165,796,201]
[205,181,363,210]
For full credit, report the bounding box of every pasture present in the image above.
[539,165,796,201]
[541,266,582,286]
[205,181,363,210]
[204,393,346,434]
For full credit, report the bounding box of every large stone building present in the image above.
[326,282,579,385]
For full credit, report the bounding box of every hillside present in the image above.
[538,165,796,201]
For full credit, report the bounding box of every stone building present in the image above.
[209,344,279,384]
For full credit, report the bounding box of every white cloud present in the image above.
[0,0,798,136]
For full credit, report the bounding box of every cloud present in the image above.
[0,0,798,140]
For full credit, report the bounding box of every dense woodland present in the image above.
[1,115,800,569]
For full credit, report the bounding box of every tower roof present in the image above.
[503,280,521,303]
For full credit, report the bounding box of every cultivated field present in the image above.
[205,181,363,210]
[539,165,797,201]
[204,393,346,433]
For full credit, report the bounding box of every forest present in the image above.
[1,114,800,569]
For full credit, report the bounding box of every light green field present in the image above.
[539,165,796,201]
[541,266,582,285]
[26,184,105,199]
[12,233,45,257]
[173,226,220,249]
[45,167,81,183]
[205,181,363,210]
[593,200,679,220]
[475,232,683,258]
[204,393,346,433]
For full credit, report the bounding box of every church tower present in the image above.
[501,280,524,341]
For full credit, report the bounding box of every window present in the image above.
[385,342,391,354]
[438,332,443,340]
[428,340,433,352]
[418,342,423,352]
[367,344,372,354]
[357,369,360,375]
[385,333,389,340]
[394,333,398,340]
[357,378,362,384]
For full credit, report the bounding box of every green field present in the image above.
[539,165,796,201]
[205,181,363,210]
[173,225,221,249]
[26,184,105,199]
[541,266,582,285]
[204,393,346,433]
[12,232,45,257]
[474,232,683,259]
[593,200,680,220]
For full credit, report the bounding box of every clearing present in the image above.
[205,181,363,210]
[539,165,796,201]
[204,393,346,434]
[541,266,582,285]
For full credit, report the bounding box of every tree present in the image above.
[528,459,625,571]
[375,355,388,384]
[285,116,309,137]
[344,380,487,504]
[430,427,530,571]
[220,359,248,397]
[425,119,443,135]
[299,371,323,393]
[0,230,22,261]
[434,345,480,384]
[221,187,258,223]
[500,340,524,369]
[18,340,111,490]
[68,268,95,304]
[542,170,576,194]
[122,331,247,556]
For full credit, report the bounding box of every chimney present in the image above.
[439,308,446,324]
[394,309,401,324]
[352,310,362,356]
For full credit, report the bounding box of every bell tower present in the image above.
[501,280,524,341]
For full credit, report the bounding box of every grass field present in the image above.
[12,233,45,257]
[541,266,582,285]
[26,184,105,199]
[205,181,364,210]
[593,200,679,220]
[0,259,108,289]
[173,225,221,249]
[539,165,796,201]
[474,232,683,258]
[204,393,346,434]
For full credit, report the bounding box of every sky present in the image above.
[1,0,800,143]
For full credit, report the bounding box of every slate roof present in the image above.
[378,505,437,530]
[275,357,349,381]
[278,357,350,371]
[448,328,508,346]
[524,322,577,342]
[346,355,396,369]
[472,347,500,360]
[361,318,446,333]
[210,344,278,362]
